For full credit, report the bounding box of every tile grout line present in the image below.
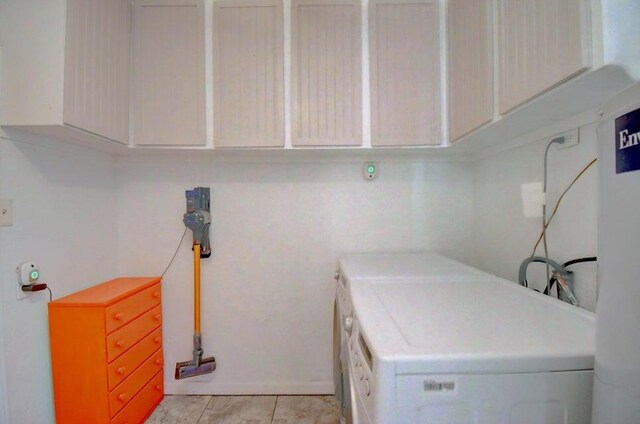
[270,395,279,424]
[196,395,214,424]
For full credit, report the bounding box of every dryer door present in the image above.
[335,294,356,424]
[341,338,355,424]
[333,300,342,402]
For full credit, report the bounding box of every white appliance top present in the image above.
[340,252,595,375]
[339,252,495,282]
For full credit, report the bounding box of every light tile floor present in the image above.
[146,395,340,424]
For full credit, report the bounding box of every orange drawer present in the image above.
[109,349,163,417]
[105,284,161,334]
[110,370,163,424]
[108,327,162,390]
[107,305,162,362]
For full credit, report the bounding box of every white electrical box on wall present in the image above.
[521,182,544,218]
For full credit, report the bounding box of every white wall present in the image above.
[0,125,600,419]
[471,124,599,311]
[0,131,118,423]
[0,282,8,424]
[115,155,474,394]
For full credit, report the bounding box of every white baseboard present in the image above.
[164,381,334,396]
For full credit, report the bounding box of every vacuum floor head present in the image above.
[175,356,216,380]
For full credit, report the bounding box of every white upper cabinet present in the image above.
[0,0,131,146]
[447,0,493,143]
[64,0,131,144]
[291,0,362,146]
[449,0,640,153]
[132,0,206,146]
[213,0,285,148]
[369,0,442,146]
[497,0,591,114]
[2,0,638,154]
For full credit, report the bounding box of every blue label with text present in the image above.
[615,107,640,174]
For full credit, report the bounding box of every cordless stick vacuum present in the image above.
[175,187,217,379]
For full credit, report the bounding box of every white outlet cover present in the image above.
[521,182,544,218]
[0,200,13,226]
[557,128,580,150]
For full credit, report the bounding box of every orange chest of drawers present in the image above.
[48,277,164,424]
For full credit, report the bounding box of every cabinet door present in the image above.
[291,0,362,146]
[64,0,131,144]
[213,0,285,147]
[498,0,590,114]
[448,0,493,143]
[133,0,206,146]
[369,0,442,146]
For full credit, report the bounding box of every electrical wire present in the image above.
[522,256,597,297]
[46,287,53,302]
[161,228,188,277]
[541,137,566,297]
[522,257,563,294]
[563,257,597,267]
[532,158,598,256]
[542,276,558,296]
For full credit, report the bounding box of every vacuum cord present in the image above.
[161,227,188,277]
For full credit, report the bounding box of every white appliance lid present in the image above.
[350,277,595,375]
[339,252,495,282]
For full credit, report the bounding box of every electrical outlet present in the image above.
[557,128,580,150]
[0,199,13,226]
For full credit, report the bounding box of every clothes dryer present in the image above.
[340,252,595,424]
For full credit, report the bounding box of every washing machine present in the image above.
[339,252,596,424]
[334,252,495,423]
[333,270,357,423]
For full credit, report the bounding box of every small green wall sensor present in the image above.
[364,162,377,181]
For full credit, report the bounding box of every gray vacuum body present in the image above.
[183,187,211,257]
[176,187,216,380]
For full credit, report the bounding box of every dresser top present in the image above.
[49,277,161,307]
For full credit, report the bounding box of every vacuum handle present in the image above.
[194,243,201,334]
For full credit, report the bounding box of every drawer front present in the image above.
[107,305,162,362]
[110,370,163,424]
[108,327,163,390]
[105,283,161,334]
[109,349,163,417]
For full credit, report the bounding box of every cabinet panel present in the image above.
[106,305,162,362]
[447,0,493,143]
[133,0,206,146]
[108,327,162,390]
[498,0,590,114]
[108,349,163,417]
[291,0,362,146]
[369,0,441,146]
[213,0,285,147]
[64,0,131,144]
[105,282,161,333]
[110,371,163,424]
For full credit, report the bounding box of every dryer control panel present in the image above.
[348,318,373,399]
